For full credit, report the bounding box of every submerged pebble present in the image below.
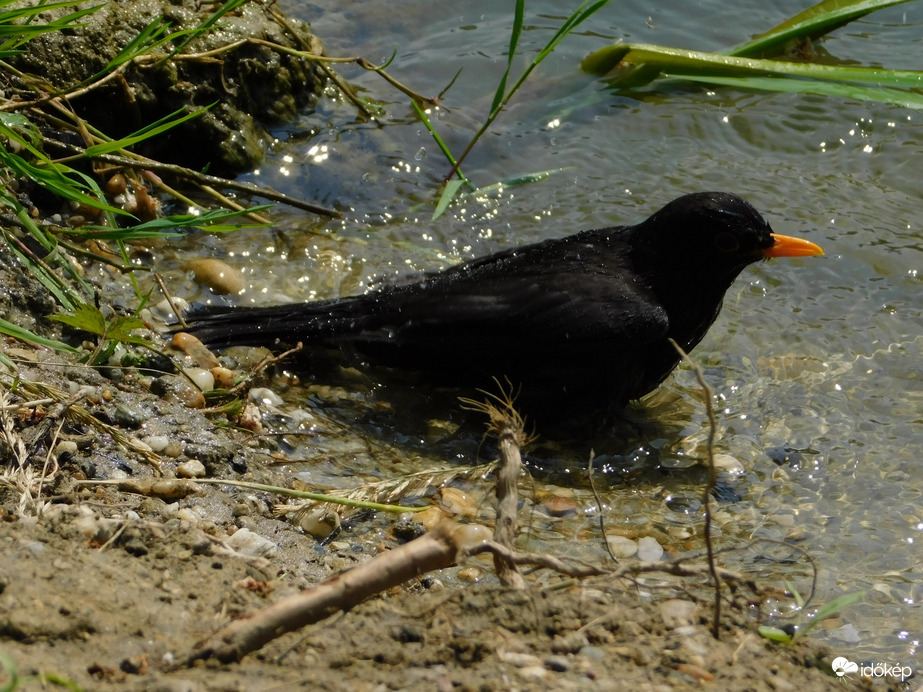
[606,535,638,559]
[189,258,246,295]
[637,536,664,562]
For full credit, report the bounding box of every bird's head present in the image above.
[637,191,823,280]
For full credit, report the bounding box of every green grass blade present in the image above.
[72,206,273,239]
[411,100,463,178]
[490,0,524,115]
[795,590,865,640]
[470,166,574,196]
[0,317,80,354]
[0,649,20,692]
[82,105,213,157]
[432,179,468,221]
[583,0,919,77]
[677,73,923,108]
[729,0,918,58]
[621,43,923,88]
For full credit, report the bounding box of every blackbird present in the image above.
[183,192,823,421]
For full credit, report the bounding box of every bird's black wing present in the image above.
[342,228,671,358]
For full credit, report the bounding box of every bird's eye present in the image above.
[715,232,740,253]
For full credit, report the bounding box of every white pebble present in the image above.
[184,367,215,392]
[249,387,285,407]
[637,536,664,562]
[226,528,278,557]
[606,535,638,559]
[143,435,170,453]
[177,459,206,479]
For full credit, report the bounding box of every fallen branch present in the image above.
[181,521,477,665]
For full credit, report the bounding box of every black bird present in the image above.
[183,192,823,422]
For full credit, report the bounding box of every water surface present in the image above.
[171,0,922,668]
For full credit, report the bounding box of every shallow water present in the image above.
[168,0,922,669]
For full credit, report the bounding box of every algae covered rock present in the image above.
[11,0,326,173]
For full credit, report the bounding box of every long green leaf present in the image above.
[490,0,525,115]
[677,74,923,109]
[729,0,918,58]
[621,43,923,88]
[0,317,80,354]
[582,0,920,76]
[82,105,213,157]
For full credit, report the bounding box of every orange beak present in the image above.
[764,233,825,258]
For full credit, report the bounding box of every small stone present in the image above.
[250,387,285,407]
[143,435,170,453]
[183,367,215,392]
[456,567,481,582]
[543,496,578,517]
[189,258,246,295]
[637,536,663,562]
[150,375,205,408]
[54,440,78,460]
[299,508,341,539]
[439,487,477,518]
[606,535,638,559]
[225,528,278,558]
[114,404,145,428]
[176,460,206,479]
[544,655,571,672]
[163,440,184,458]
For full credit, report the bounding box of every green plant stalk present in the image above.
[445,0,613,182]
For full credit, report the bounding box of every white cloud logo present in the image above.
[832,657,859,677]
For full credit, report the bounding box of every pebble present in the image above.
[637,536,664,562]
[210,366,238,389]
[54,440,78,459]
[299,508,341,539]
[183,367,215,392]
[543,496,578,517]
[412,505,450,531]
[500,651,543,668]
[439,487,477,518]
[579,645,606,661]
[544,655,571,672]
[114,403,145,428]
[171,332,220,369]
[150,375,206,409]
[606,534,638,559]
[143,435,170,453]
[163,440,184,458]
[712,453,745,475]
[456,567,481,582]
[225,528,278,558]
[189,258,246,295]
[250,387,285,407]
[450,523,492,548]
[176,459,206,479]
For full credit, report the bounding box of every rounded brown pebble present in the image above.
[189,258,245,295]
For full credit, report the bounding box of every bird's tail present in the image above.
[179,297,372,348]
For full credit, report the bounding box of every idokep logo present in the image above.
[831,656,913,682]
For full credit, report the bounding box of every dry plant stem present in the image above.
[493,420,527,589]
[586,450,620,564]
[182,521,465,666]
[669,339,721,639]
